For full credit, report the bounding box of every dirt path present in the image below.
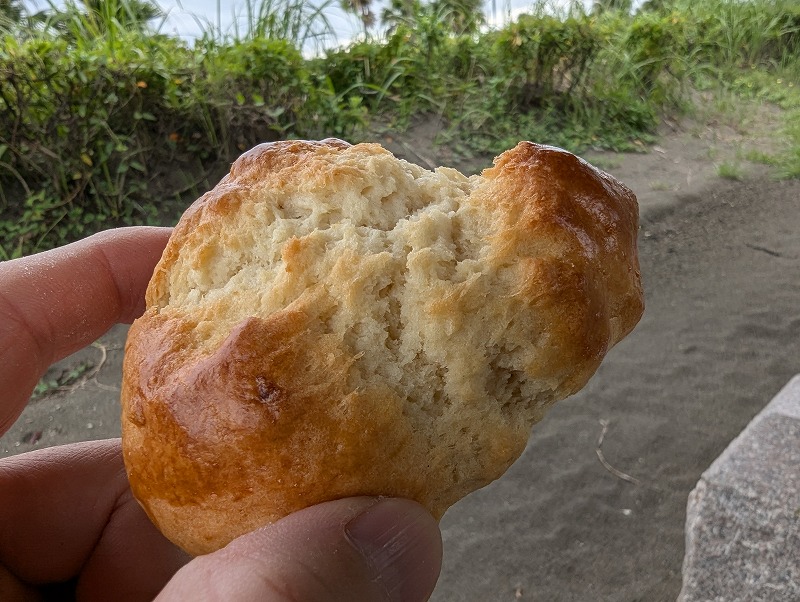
[2,113,798,601]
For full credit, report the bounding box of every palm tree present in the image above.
[382,0,483,36]
[37,0,163,51]
[433,0,484,34]
[0,0,23,30]
[340,0,376,35]
[381,0,419,34]
[0,0,22,22]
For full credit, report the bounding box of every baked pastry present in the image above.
[121,139,643,556]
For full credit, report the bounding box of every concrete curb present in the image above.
[679,375,800,601]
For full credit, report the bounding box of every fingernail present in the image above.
[345,498,443,602]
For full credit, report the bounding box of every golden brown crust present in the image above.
[121,139,643,555]
[479,142,642,393]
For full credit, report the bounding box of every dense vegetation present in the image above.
[0,0,798,257]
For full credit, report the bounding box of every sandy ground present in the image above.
[2,113,799,601]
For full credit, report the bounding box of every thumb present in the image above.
[155,497,443,601]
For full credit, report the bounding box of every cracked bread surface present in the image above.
[121,139,644,555]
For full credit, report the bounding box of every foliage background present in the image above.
[0,0,798,257]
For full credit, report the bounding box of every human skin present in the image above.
[0,227,442,601]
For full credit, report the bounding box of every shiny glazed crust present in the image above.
[121,139,644,555]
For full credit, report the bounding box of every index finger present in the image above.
[0,227,171,435]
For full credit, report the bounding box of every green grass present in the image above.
[586,157,623,171]
[778,113,800,178]
[744,149,778,165]
[717,161,745,180]
[32,359,94,399]
[649,180,672,191]
[208,0,338,49]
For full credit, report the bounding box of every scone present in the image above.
[121,139,644,556]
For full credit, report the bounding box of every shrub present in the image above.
[492,12,605,110]
[0,33,182,255]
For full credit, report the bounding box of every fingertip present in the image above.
[83,227,172,323]
[345,498,443,602]
[156,497,443,602]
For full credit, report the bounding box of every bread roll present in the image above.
[121,139,643,556]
